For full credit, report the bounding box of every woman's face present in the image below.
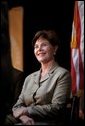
[34,37,57,63]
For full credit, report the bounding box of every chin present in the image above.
[38,58,46,63]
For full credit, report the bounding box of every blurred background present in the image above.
[1,0,78,124]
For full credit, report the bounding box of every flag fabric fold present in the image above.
[71,1,84,96]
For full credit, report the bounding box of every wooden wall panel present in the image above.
[8,7,23,71]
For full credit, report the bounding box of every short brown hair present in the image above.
[32,30,59,47]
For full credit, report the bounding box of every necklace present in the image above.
[41,62,56,78]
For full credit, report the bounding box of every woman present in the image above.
[8,30,71,125]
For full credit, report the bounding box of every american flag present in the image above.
[71,1,84,96]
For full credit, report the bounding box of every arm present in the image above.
[12,77,29,118]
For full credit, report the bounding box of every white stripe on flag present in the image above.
[79,1,84,68]
[72,49,80,92]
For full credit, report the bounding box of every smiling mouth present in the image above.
[38,52,46,55]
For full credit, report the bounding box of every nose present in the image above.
[37,45,43,51]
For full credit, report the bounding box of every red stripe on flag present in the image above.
[71,55,77,94]
[74,1,81,47]
[79,49,84,89]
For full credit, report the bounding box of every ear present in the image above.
[53,46,58,55]
[54,46,58,52]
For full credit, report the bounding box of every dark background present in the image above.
[0,0,75,124]
[8,0,75,74]
[23,0,75,75]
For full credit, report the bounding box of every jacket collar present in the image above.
[33,62,59,84]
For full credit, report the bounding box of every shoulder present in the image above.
[55,66,71,79]
[56,66,70,73]
[24,70,40,81]
[21,70,40,89]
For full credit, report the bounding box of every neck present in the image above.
[41,60,56,76]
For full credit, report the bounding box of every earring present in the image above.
[54,52,56,55]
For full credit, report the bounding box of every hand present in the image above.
[19,115,35,125]
[13,106,28,118]
[79,110,84,120]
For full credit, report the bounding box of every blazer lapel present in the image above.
[33,70,41,86]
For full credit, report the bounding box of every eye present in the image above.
[41,43,49,47]
[34,45,38,49]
